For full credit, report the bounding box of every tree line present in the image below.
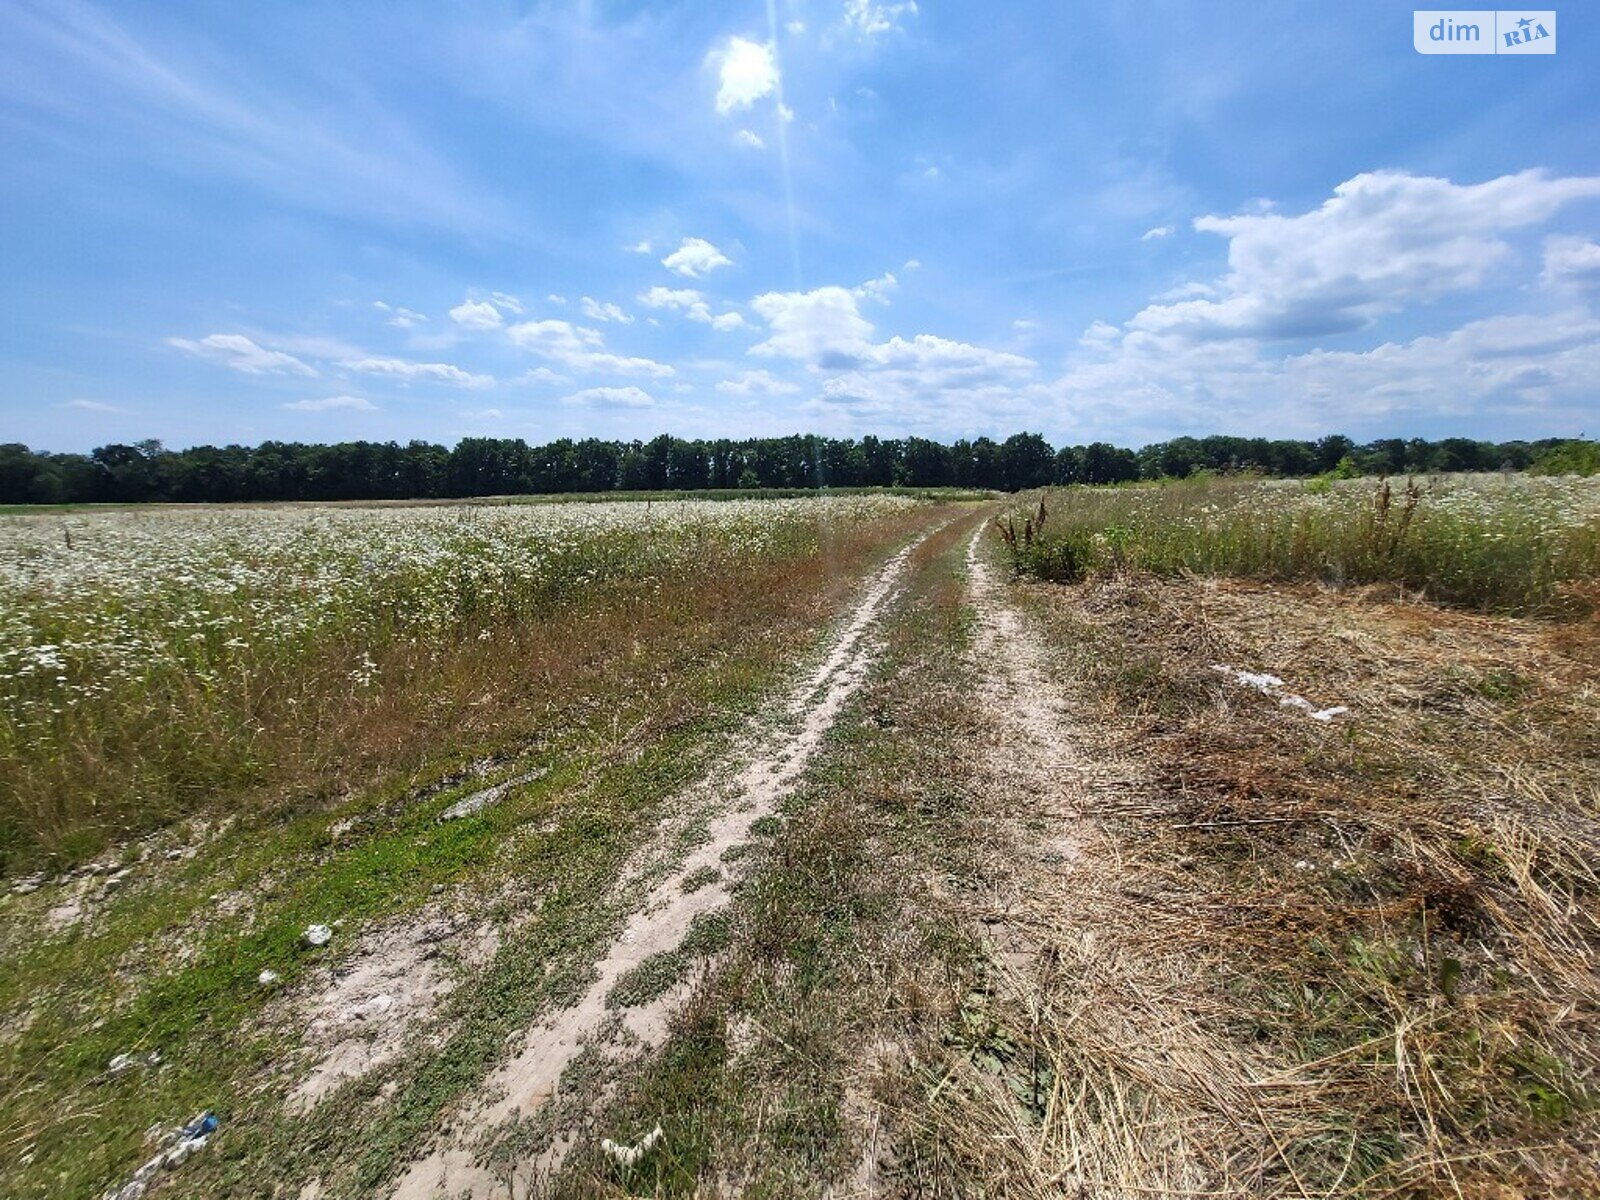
[1,433,1594,505]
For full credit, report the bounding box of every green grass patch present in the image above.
[1007,473,1600,613]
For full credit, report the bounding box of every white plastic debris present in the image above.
[101,1112,216,1200]
[601,1124,664,1168]
[106,1050,161,1078]
[439,769,545,821]
[1214,666,1284,693]
[1211,665,1349,723]
[162,1138,204,1170]
[258,969,282,986]
[301,924,333,948]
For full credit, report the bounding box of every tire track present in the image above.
[390,529,935,1199]
[955,526,1290,1196]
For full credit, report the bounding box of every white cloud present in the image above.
[449,300,503,330]
[338,357,492,387]
[787,20,806,35]
[1013,319,1038,332]
[903,258,922,271]
[638,286,746,330]
[373,300,426,328]
[740,171,1600,441]
[561,385,656,409]
[736,129,765,150]
[284,394,376,412]
[506,319,675,378]
[490,292,524,314]
[717,370,801,396]
[548,293,569,305]
[1045,307,1600,442]
[843,0,919,39]
[662,237,733,278]
[580,297,633,324]
[57,398,130,414]
[856,271,898,304]
[515,367,570,386]
[639,286,706,310]
[1154,281,1218,302]
[1079,320,1120,349]
[626,242,652,256]
[166,333,316,376]
[871,334,1035,376]
[1543,236,1600,291]
[748,283,1035,433]
[806,341,1039,427]
[711,37,779,115]
[507,319,604,357]
[1141,225,1173,240]
[1130,169,1600,342]
[749,286,877,366]
[1280,310,1600,417]
[459,407,504,420]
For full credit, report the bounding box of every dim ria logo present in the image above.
[1414,10,1555,53]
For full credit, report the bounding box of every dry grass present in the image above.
[536,516,1598,1198]
[922,563,1600,1196]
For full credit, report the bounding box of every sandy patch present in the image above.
[286,908,499,1111]
[388,534,929,1199]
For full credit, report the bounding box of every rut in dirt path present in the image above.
[958,528,1293,1197]
[388,530,936,1200]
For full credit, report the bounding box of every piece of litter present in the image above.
[439,768,544,821]
[1212,665,1349,723]
[301,924,333,948]
[1212,664,1283,692]
[162,1137,205,1169]
[102,1112,216,1199]
[258,969,282,986]
[601,1124,664,1169]
[106,1050,161,1078]
[179,1112,218,1141]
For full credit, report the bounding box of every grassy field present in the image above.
[2,478,1596,1199]
[0,486,996,518]
[0,495,930,870]
[1006,473,1600,613]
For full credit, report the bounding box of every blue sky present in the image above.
[3,0,1598,452]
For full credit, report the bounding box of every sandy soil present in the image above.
[386,533,931,1199]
